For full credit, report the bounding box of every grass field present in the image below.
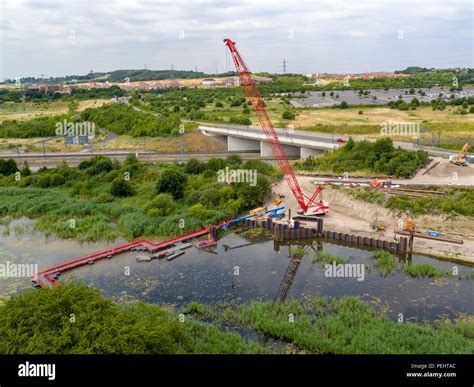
[292,106,474,143]
[0,99,112,123]
[94,131,226,152]
[203,99,473,144]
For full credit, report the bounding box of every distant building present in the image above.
[26,84,68,94]
[222,77,240,87]
[305,72,412,80]
[202,78,216,88]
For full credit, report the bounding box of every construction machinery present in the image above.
[224,38,329,216]
[449,143,469,166]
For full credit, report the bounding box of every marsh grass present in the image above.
[313,251,347,265]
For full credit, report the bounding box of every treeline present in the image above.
[80,104,181,137]
[0,86,124,103]
[295,138,428,177]
[3,69,237,85]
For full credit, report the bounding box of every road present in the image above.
[197,122,462,158]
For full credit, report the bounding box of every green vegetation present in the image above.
[348,186,385,205]
[372,250,448,278]
[295,138,428,177]
[1,282,472,354]
[0,114,65,138]
[0,159,18,175]
[156,168,188,199]
[234,297,473,354]
[344,184,474,218]
[313,251,347,265]
[406,263,444,278]
[0,86,124,104]
[0,155,275,241]
[386,188,474,216]
[373,250,398,276]
[81,104,181,137]
[0,283,264,354]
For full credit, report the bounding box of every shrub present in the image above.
[146,193,176,217]
[95,192,114,203]
[110,178,134,197]
[0,159,18,176]
[188,203,214,220]
[185,158,204,174]
[156,168,188,199]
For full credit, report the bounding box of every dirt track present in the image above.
[268,162,474,264]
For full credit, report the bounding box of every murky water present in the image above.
[1,219,473,323]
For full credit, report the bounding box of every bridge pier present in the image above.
[301,147,323,159]
[260,141,300,158]
[227,136,260,152]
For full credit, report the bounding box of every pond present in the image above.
[0,219,473,323]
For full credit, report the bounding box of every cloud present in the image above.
[0,0,472,79]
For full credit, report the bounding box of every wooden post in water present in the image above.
[408,231,414,254]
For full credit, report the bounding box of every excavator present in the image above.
[449,143,469,166]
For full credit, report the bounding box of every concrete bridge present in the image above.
[198,123,461,160]
[199,124,339,159]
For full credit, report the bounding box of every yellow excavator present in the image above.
[449,143,469,166]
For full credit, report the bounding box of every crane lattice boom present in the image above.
[224,38,324,213]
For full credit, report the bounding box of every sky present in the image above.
[0,0,473,80]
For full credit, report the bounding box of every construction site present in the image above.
[0,9,473,379]
[25,39,473,295]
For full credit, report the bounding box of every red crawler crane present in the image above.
[223,38,329,216]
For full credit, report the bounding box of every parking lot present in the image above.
[290,87,474,108]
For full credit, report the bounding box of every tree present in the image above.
[282,111,295,120]
[156,168,187,199]
[340,101,349,109]
[225,154,242,165]
[184,158,204,174]
[110,177,134,197]
[21,161,31,176]
[68,101,79,115]
[0,158,18,176]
